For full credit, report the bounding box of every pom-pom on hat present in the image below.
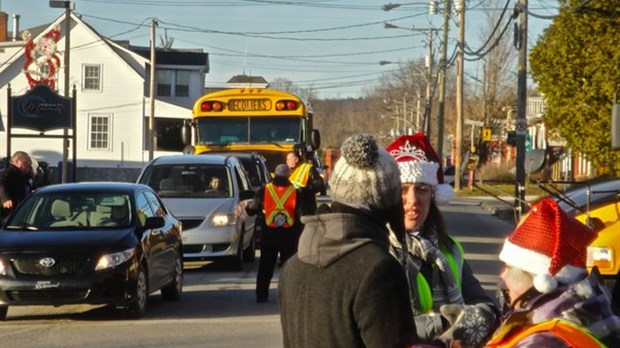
[329,134,402,210]
[385,132,453,204]
[499,198,598,294]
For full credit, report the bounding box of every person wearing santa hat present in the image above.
[486,198,620,347]
[386,133,499,347]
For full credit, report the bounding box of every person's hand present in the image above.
[3,200,13,209]
[439,303,498,347]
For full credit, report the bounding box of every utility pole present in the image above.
[515,0,528,215]
[424,29,433,138]
[436,0,450,163]
[49,1,72,183]
[454,1,465,191]
[148,19,158,161]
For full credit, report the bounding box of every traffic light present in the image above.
[506,131,517,146]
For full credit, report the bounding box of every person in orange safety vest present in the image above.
[484,198,620,348]
[246,163,302,303]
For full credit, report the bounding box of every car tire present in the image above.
[243,234,256,263]
[126,264,148,318]
[161,253,183,301]
[0,305,7,321]
[229,234,244,271]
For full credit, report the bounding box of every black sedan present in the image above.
[0,182,183,320]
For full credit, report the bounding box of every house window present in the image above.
[175,70,189,97]
[156,70,172,96]
[89,114,111,150]
[143,117,185,151]
[83,65,101,91]
[156,69,189,97]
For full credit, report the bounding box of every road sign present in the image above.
[482,127,492,141]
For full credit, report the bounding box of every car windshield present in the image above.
[5,192,132,230]
[555,179,620,214]
[140,164,233,199]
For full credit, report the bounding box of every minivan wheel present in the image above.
[0,305,8,321]
[126,265,148,318]
[229,236,244,271]
[161,254,183,301]
[243,234,256,263]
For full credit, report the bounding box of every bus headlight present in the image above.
[587,247,613,269]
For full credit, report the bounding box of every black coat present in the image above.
[0,163,32,221]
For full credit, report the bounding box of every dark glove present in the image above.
[439,303,498,347]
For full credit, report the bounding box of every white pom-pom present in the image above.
[534,273,558,293]
[434,183,454,205]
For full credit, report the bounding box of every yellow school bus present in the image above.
[182,88,320,173]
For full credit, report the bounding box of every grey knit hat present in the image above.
[329,134,402,210]
[274,163,290,178]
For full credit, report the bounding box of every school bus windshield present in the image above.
[196,117,303,146]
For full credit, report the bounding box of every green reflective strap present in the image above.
[416,272,433,313]
[441,237,464,288]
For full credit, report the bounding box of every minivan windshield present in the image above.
[139,164,233,198]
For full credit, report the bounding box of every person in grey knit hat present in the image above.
[278,134,419,348]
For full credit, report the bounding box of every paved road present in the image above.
[0,197,514,347]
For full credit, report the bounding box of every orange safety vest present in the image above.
[289,163,312,188]
[486,318,605,348]
[264,183,297,228]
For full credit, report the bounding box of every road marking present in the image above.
[455,236,505,244]
[463,253,500,261]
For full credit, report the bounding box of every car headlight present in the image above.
[587,246,613,269]
[210,213,238,227]
[0,259,5,276]
[95,248,136,271]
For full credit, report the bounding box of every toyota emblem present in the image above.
[39,257,56,268]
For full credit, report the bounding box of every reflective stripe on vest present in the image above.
[289,163,312,188]
[486,319,605,348]
[264,183,296,228]
[416,237,465,313]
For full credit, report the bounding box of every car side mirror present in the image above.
[144,216,165,229]
[240,190,255,201]
[586,217,605,232]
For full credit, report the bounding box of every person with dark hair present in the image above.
[385,133,499,347]
[279,134,418,347]
[0,151,34,225]
[246,163,302,303]
[285,150,324,215]
[487,198,620,347]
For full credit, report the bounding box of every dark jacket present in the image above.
[278,202,417,348]
[0,163,32,222]
[296,164,324,215]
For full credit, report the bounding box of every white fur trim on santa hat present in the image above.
[434,183,454,205]
[499,238,587,293]
[398,161,439,186]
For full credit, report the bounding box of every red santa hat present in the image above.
[499,198,598,293]
[385,132,453,204]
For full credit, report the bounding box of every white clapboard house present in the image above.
[0,11,208,182]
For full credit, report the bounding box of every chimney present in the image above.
[0,12,8,42]
[12,14,20,41]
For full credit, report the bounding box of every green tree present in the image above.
[529,0,620,176]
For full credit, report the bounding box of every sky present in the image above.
[1,0,559,99]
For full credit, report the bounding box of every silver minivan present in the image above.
[137,154,256,270]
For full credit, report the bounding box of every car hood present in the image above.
[160,197,238,219]
[0,228,136,252]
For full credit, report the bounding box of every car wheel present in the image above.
[243,234,256,263]
[161,256,183,301]
[0,305,7,321]
[161,253,183,301]
[126,264,148,318]
[229,233,244,271]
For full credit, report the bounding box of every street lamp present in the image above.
[49,1,73,183]
[383,22,438,138]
